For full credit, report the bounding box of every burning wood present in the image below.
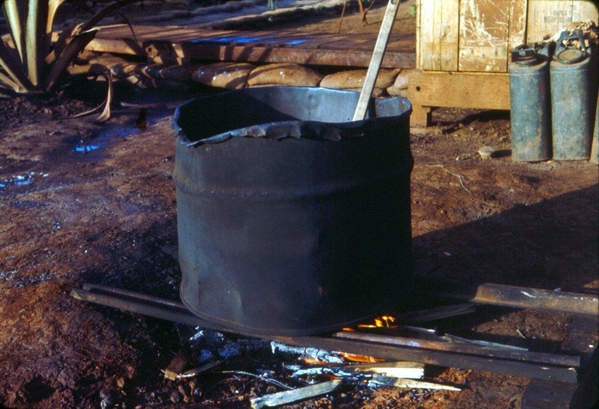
[285,360,425,380]
[270,341,345,363]
[367,377,462,391]
[175,360,223,380]
[164,345,191,381]
[358,314,398,329]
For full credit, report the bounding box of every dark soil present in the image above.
[0,1,597,408]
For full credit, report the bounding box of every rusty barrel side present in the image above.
[172,87,413,336]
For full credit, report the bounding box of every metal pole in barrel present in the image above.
[352,0,401,121]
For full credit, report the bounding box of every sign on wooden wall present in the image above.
[526,0,599,42]
[417,0,599,72]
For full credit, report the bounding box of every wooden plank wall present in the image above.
[417,0,599,73]
[417,0,460,71]
[458,0,527,72]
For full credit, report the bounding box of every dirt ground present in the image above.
[1,1,598,408]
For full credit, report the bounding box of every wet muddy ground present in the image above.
[1,1,598,408]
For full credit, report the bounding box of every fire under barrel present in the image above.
[172,87,414,336]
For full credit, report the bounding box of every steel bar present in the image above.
[272,336,579,383]
[353,0,401,121]
[70,286,220,330]
[393,302,477,324]
[82,283,184,309]
[415,277,599,316]
[70,284,581,383]
[333,331,580,368]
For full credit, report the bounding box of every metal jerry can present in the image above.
[509,44,552,162]
[592,89,599,164]
[550,30,598,160]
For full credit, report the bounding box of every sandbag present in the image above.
[192,62,255,89]
[320,68,400,90]
[247,63,323,87]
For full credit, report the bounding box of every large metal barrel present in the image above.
[509,44,552,162]
[172,87,413,336]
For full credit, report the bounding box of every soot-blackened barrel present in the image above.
[172,87,413,336]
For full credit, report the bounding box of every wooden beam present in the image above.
[407,70,510,127]
[407,70,510,109]
[83,26,416,68]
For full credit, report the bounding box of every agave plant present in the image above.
[0,0,144,118]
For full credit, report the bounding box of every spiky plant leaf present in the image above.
[69,63,113,121]
[0,38,34,92]
[0,71,23,93]
[92,64,113,122]
[46,0,67,39]
[45,22,81,66]
[45,28,97,91]
[25,0,49,86]
[2,0,26,64]
[81,0,149,32]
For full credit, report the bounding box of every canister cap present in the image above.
[511,45,540,66]
[515,54,539,66]
[556,48,586,64]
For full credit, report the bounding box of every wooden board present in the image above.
[458,0,527,72]
[417,0,460,71]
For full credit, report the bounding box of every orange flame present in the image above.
[357,315,397,329]
[338,352,385,363]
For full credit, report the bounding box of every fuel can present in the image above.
[591,93,599,164]
[550,31,597,160]
[509,44,551,162]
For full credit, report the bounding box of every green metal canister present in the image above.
[592,92,599,164]
[509,44,551,162]
[550,31,596,160]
